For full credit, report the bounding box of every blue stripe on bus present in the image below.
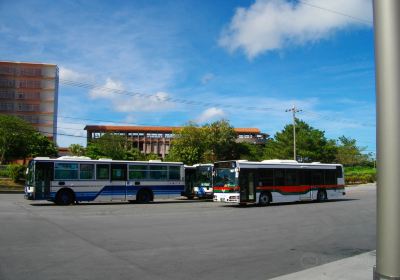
[51,184,184,201]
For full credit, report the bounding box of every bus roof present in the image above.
[214,160,342,169]
[32,157,183,165]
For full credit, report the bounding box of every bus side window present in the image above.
[129,165,148,180]
[325,169,336,185]
[299,170,311,185]
[80,164,94,180]
[96,164,110,180]
[285,169,298,186]
[54,163,78,180]
[111,164,127,181]
[259,169,273,186]
[336,166,343,178]
[274,169,285,186]
[311,170,323,185]
[149,165,168,180]
[169,166,181,180]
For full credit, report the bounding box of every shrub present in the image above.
[0,165,8,177]
[344,166,376,185]
[6,164,27,182]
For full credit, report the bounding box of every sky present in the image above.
[0,0,376,155]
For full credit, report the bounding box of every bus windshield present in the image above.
[214,168,237,186]
[197,166,212,186]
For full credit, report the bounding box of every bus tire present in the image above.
[316,189,327,202]
[136,189,153,203]
[259,192,271,206]
[55,189,75,206]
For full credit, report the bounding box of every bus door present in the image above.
[184,167,196,198]
[110,164,127,201]
[239,170,256,203]
[35,162,53,200]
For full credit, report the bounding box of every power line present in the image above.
[61,79,275,112]
[298,0,373,25]
[301,110,375,128]
[60,79,377,129]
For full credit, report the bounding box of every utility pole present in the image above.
[373,0,400,279]
[285,105,302,161]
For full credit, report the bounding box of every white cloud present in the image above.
[196,107,226,123]
[59,66,90,82]
[89,78,175,113]
[89,78,125,99]
[115,91,174,112]
[219,0,372,58]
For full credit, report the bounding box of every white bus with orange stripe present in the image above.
[213,160,345,206]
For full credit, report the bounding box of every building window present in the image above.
[0,103,14,111]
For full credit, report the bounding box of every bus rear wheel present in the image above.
[316,189,327,202]
[259,192,271,206]
[55,189,74,206]
[136,189,152,203]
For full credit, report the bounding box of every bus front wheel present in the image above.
[259,192,271,206]
[55,189,74,206]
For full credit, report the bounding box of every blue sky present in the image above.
[0,0,375,155]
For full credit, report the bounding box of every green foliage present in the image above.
[144,153,161,160]
[6,164,26,182]
[28,132,58,158]
[203,120,237,162]
[167,120,240,165]
[0,114,35,164]
[335,136,372,166]
[86,133,144,160]
[264,119,337,163]
[69,144,85,156]
[234,142,264,161]
[0,166,8,177]
[166,123,207,165]
[345,166,376,184]
[0,115,57,163]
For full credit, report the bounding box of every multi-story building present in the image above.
[85,125,268,159]
[0,61,59,142]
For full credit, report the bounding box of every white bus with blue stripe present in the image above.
[25,156,185,205]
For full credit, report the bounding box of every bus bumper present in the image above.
[24,192,34,200]
[213,193,240,203]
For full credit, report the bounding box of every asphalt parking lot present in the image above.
[0,185,376,280]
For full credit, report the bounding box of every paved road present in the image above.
[0,185,376,280]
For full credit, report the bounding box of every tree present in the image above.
[28,132,58,158]
[69,144,85,156]
[203,120,237,162]
[166,120,241,164]
[0,115,34,163]
[166,123,206,165]
[264,119,337,163]
[85,133,143,160]
[0,115,57,163]
[335,136,372,166]
[234,142,264,161]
